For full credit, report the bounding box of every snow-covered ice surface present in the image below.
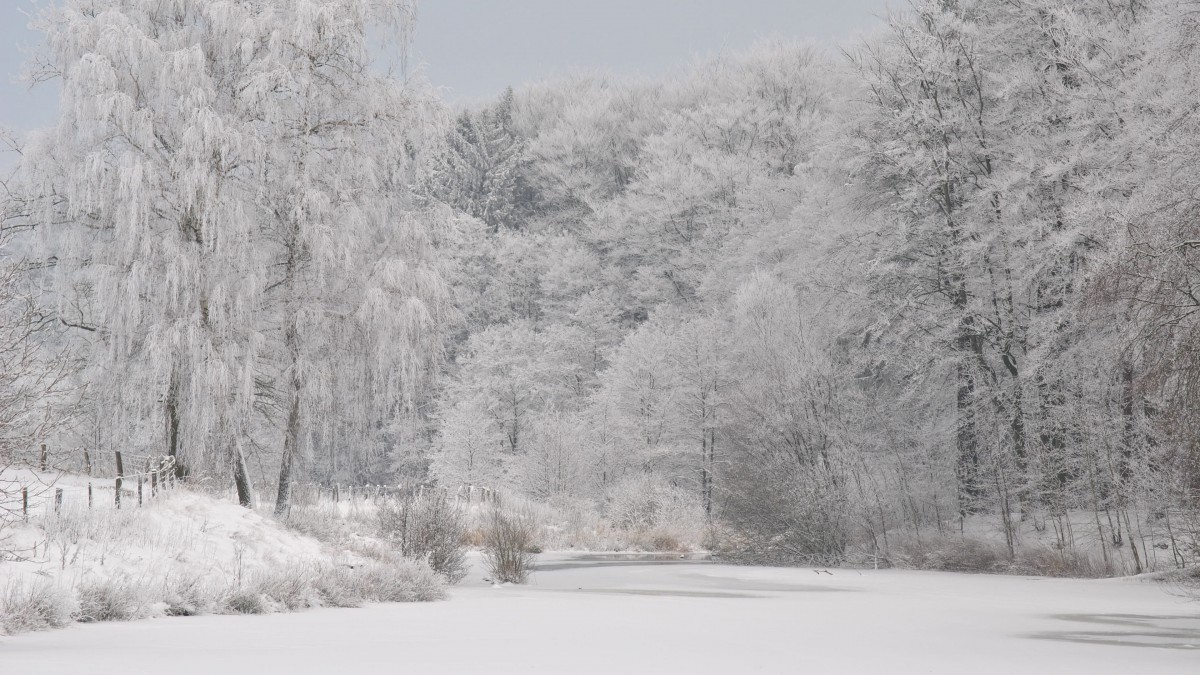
[2,552,1197,674]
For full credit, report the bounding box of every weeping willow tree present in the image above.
[20,0,450,513]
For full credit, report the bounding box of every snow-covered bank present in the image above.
[0,470,443,634]
[2,553,1196,674]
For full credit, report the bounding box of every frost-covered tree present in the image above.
[424,87,534,232]
[21,0,447,514]
[513,75,662,230]
[718,274,856,559]
[600,43,837,310]
[238,1,446,515]
[1111,0,1200,523]
[0,187,73,466]
[23,1,274,499]
[432,400,504,488]
[440,320,588,467]
[516,409,597,501]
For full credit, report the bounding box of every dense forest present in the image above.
[3,0,1200,573]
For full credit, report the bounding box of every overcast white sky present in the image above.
[411,0,895,103]
[0,0,895,135]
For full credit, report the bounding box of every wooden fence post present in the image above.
[54,488,63,514]
[22,487,28,519]
[39,444,48,472]
[137,475,143,506]
[88,482,93,509]
[115,451,124,509]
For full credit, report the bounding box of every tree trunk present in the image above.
[274,306,302,518]
[232,442,254,508]
[701,426,714,518]
[166,368,185,478]
[274,392,300,517]
[955,352,982,516]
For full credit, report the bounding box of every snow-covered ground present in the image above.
[1,552,1196,673]
[0,469,443,632]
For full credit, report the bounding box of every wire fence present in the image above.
[2,449,181,520]
[286,481,502,508]
[4,443,501,521]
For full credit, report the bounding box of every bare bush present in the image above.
[482,507,538,584]
[377,496,468,583]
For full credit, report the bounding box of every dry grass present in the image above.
[0,580,76,635]
[76,576,151,623]
[463,489,708,555]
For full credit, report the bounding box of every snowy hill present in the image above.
[0,469,443,635]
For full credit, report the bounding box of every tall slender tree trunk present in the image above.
[274,306,302,518]
[165,367,185,478]
[274,225,303,518]
[701,426,714,518]
[1119,357,1137,486]
[232,441,254,507]
[955,314,983,518]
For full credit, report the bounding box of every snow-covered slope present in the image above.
[0,469,442,633]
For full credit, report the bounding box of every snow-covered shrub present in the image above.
[482,506,538,583]
[1013,546,1107,578]
[223,562,449,612]
[722,455,851,565]
[1168,564,1200,601]
[161,574,223,617]
[377,496,468,583]
[891,535,1009,573]
[605,474,706,551]
[310,565,364,608]
[76,576,151,623]
[249,565,320,611]
[538,496,607,550]
[225,589,268,615]
[281,505,350,544]
[353,558,445,603]
[0,580,77,634]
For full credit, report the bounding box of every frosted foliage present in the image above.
[419,3,1200,572]
[23,0,446,494]
[0,240,71,463]
[597,324,681,452]
[432,401,504,488]
[516,410,597,500]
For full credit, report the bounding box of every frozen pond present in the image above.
[2,553,1197,674]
